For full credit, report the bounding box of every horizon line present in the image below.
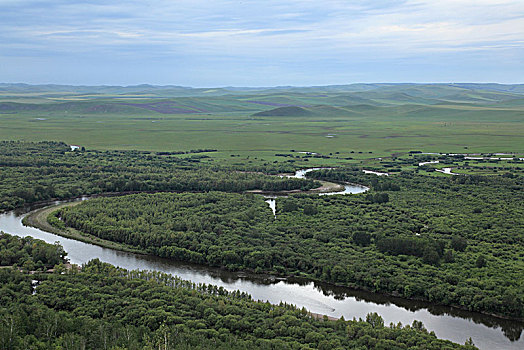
[1,82,523,89]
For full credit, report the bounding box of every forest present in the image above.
[0,233,476,349]
[0,232,66,270]
[0,141,317,211]
[54,168,524,319]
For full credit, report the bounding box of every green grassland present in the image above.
[0,84,522,162]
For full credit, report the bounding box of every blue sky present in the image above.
[1,0,523,86]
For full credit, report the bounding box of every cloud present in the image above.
[0,0,522,84]
[3,1,522,52]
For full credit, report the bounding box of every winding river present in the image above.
[264,168,369,216]
[1,169,522,349]
[291,168,369,194]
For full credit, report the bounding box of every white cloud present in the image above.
[2,0,522,55]
[0,0,522,84]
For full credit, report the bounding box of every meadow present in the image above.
[0,84,522,163]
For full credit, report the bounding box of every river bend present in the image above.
[1,170,522,349]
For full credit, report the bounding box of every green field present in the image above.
[1,83,522,161]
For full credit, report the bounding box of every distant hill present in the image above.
[252,104,362,117]
[252,106,312,116]
[1,83,523,117]
[449,83,524,94]
[0,101,149,115]
[1,82,523,97]
[0,83,193,95]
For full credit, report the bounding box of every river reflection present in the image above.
[288,277,523,342]
[1,199,522,350]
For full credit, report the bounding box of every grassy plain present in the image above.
[0,84,522,162]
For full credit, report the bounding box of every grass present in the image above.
[0,85,522,160]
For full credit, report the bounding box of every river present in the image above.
[292,168,369,195]
[265,168,369,216]
[436,167,462,175]
[1,176,522,349]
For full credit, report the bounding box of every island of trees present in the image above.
[51,168,524,319]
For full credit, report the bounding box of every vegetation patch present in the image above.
[0,141,318,211]
[56,171,524,319]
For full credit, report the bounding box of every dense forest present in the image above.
[55,170,524,319]
[0,141,318,211]
[0,233,476,349]
[0,232,67,270]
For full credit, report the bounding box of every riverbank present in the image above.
[246,179,346,195]
[22,202,148,255]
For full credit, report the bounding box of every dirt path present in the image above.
[22,201,82,235]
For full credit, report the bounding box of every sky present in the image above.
[1,0,523,86]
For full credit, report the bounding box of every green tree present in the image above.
[475,255,486,268]
[365,313,384,329]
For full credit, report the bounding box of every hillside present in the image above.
[253,106,312,116]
